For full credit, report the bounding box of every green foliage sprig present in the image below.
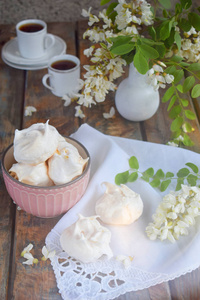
[100,0,200,146]
[115,156,200,192]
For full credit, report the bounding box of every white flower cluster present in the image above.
[76,1,154,110]
[179,27,200,62]
[146,62,174,91]
[146,185,200,243]
[115,0,153,33]
[77,47,126,108]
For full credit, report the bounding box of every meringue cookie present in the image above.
[14,120,64,165]
[48,140,89,185]
[9,162,53,186]
[95,182,143,225]
[60,214,113,263]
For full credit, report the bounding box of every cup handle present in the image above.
[42,74,54,91]
[44,34,55,50]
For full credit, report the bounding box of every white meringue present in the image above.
[48,140,89,185]
[95,182,143,225]
[9,162,53,186]
[13,120,64,165]
[60,214,113,263]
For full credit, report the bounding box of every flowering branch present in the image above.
[76,0,200,146]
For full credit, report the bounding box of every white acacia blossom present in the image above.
[179,27,200,62]
[41,246,56,261]
[146,185,200,243]
[22,252,39,265]
[103,106,115,119]
[75,105,85,118]
[24,106,37,116]
[116,255,134,269]
[146,63,174,91]
[21,243,33,257]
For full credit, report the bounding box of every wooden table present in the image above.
[1,21,200,300]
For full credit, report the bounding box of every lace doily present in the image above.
[45,124,200,300]
[46,229,171,300]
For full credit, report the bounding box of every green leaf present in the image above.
[183,133,194,146]
[169,105,182,119]
[166,172,174,178]
[101,0,111,5]
[143,167,154,177]
[165,65,176,73]
[138,44,159,59]
[182,76,195,93]
[150,178,161,188]
[177,84,183,93]
[160,179,171,192]
[160,20,172,40]
[188,13,200,31]
[173,69,184,84]
[154,44,166,57]
[174,32,182,50]
[176,178,184,191]
[162,86,175,103]
[169,55,184,63]
[170,117,184,132]
[106,2,118,16]
[141,174,150,182]
[187,174,197,186]
[115,171,129,185]
[183,122,193,132]
[155,169,165,179]
[128,172,138,182]
[167,95,177,111]
[121,50,135,65]
[181,98,189,107]
[133,51,149,74]
[110,43,135,55]
[148,26,156,40]
[159,0,171,9]
[107,11,117,23]
[129,156,139,169]
[110,35,133,45]
[178,18,191,32]
[185,162,199,173]
[191,84,200,98]
[184,110,196,120]
[175,3,182,14]
[177,167,190,177]
[180,0,192,9]
[187,63,200,72]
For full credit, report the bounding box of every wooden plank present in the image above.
[169,267,200,299]
[0,24,26,300]
[9,22,79,300]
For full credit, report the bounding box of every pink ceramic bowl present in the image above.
[2,137,90,218]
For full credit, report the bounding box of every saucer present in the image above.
[1,35,67,70]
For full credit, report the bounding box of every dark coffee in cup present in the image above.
[19,23,44,33]
[51,60,77,71]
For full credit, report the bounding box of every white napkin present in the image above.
[46,124,200,300]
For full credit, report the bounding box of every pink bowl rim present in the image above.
[1,136,90,190]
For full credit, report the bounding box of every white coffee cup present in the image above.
[42,54,80,97]
[16,19,55,59]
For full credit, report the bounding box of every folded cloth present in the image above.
[46,124,200,300]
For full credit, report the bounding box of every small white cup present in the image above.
[16,19,55,59]
[42,54,80,97]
